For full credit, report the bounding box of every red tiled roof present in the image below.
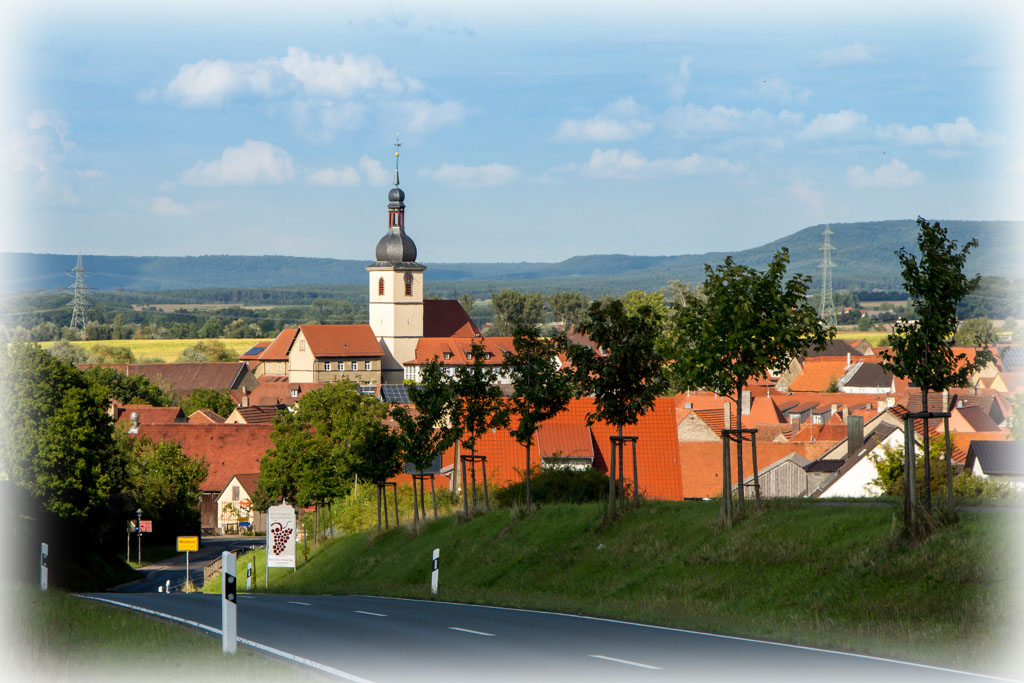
[124,362,249,396]
[299,325,384,358]
[115,404,185,424]
[951,406,1000,432]
[423,299,481,337]
[238,381,328,407]
[228,405,284,425]
[188,409,226,424]
[789,357,853,392]
[952,431,1012,461]
[134,423,274,492]
[258,328,298,362]
[677,440,834,498]
[226,473,261,497]
[411,336,514,366]
[790,422,848,442]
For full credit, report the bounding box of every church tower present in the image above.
[367,136,425,384]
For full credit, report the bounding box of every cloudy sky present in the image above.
[1,0,1021,264]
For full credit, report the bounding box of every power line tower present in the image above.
[68,252,89,331]
[818,223,839,328]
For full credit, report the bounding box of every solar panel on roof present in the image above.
[243,344,267,356]
[358,385,377,396]
[380,384,411,404]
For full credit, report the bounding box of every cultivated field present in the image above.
[38,337,272,363]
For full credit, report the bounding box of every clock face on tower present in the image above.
[403,272,413,285]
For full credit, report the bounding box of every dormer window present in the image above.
[443,352,452,360]
[484,353,492,360]
[291,389,298,398]
[466,353,472,360]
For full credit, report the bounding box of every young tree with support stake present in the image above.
[391,359,461,526]
[567,299,667,523]
[880,217,993,522]
[501,325,574,511]
[351,421,404,533]
[665,248,833,523]
[452,343,509,515]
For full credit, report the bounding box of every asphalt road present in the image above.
[78,592,1008,683]
[112,536,260,593]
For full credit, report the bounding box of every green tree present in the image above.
[549,291,588,328]
[501,325,573,510]
[491,290,545,335]
[954,317,995,346]
[665,248,832,520]
[452,344,509,513]
[351,421,404,532]
[180,388,237,418]
[47,339,89,365]
[391,359,461,525]
[80,366,171,406]
[458,294,476,314]
[198,316,224,338]
[880,217,994,515]
[88,345,135,364]
[622,290,669,325]
[178,339,236,362]
[567,299,667,521]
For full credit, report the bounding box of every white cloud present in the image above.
[359,155,390,187]
[400,100,466,133]
[876,116,982,147]
[420,162,519,188]
[662,103,784,136]
[165,59,278,107]
[668,57,694,100]
[289,100,366,142]
[278,47,406,98]
[3,110,85,205]
[808,42,884,67]
[787,180,825,212]
[307,166,361,187]
[580,148,745,179]
[181,140,295,186]
[76,169,104,179]
[758,77,811,103]
[150,196,193,216]
[847,159,922,189]
[800,110,868,139]
[555,97,653,142]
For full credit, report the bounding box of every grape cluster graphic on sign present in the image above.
[270,522,293,556]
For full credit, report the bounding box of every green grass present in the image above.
[10,584,320,681]
[230,499,1021,677]
[127,543,179,569]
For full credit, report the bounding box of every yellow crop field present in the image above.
[38,338,272,363]
[834,330,890,347]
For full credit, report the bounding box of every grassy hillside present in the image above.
[207,500,1021,677]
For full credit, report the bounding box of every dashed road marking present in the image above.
[448,626,495,637]
[354,610,387,617]
[588,655,662,670]
[288,601,311,606]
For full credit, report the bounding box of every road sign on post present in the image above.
[40,543,48,591]
[431,547,439,595]
[267,504,296,569]
[140,520,153,533]
[177,536,199,590]
[221,551,237,654]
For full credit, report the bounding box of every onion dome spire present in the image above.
[374,133,418,264]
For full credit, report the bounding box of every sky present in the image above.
[1,0,1022,264]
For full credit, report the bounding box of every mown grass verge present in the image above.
[224,499,1021,677]
[8,584,321,682]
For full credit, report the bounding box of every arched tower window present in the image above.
[404,272,413,296]
[378,278,385,296]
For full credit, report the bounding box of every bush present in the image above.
[494,467,610,507]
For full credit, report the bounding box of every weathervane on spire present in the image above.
[394,132,401,186]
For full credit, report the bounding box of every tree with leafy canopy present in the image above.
[256,382,387,537]
[180,388,237,418]
[452,343,509,513]
[88,345,135,364]
[46,339,89,365]
[567,299,667,522]
[953,317,995,347]
[880,217,993,515]
[351,420,404,533]
[549,291,588,328]
[458,294,476,314]
[391,358,461,524]
[491,290,546,335]
[501,325,573,511]
[80,366,172,406]
[178,339,236,362]
[665,248,832,519]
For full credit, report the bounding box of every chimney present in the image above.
[830,403,837,416]
[942,389,948,413]
[887,396,896,409]
[741,390,751,416]
[129,412,140,434]
[723,401,732,435]
[846,352,851,368]
[846,415,864,458]
[877,401,884,414]
[241,386,250,408]
[842,405,849,423]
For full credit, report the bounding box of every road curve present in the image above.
[79,593,1007,683]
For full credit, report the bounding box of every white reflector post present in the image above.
[431,547,439,595]
[40,543,48,591]
[221,551,237,654]
[246,562,253,591]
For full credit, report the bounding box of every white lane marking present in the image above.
[354,610,387,617]
[355,595,1012,682]
[589,654,662,670]
[239,595,255,599]
[288,600,311,606]
[448,626,495,637]
[76,596,374,682]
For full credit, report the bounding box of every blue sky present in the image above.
[2,0,1021,264]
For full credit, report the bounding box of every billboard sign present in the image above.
[267,504,296,568]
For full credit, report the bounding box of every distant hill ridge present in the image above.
[2,219,1019,293]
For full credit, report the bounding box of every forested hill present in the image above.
[3,219,1019,294]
